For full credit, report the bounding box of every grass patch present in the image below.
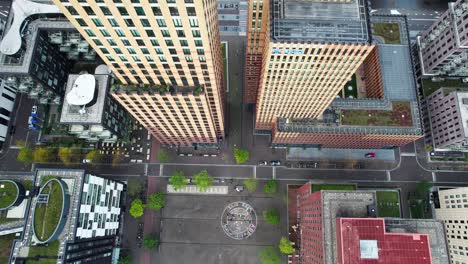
[422,78,468,98]
[373,23,401,44]
[34,180,63,242]
[341,101,413,127]
[343,74,358,98]
[311,184,356,192]
[376,191,401,217]
[28,240,60,264]
[0,234,16,263]
[409,199,426,219]
[0,181,18,208]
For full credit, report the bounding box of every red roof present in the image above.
[337,218,432,264]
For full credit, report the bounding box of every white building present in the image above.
[435,187,468,264]
[0,79,16,148]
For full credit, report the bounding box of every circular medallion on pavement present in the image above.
[221,201,257,240]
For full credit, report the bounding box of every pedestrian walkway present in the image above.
[167,185,228,194]
[142,177,157,264]
[287,147,396,161]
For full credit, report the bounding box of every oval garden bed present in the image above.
[0,180,21,210]
[33,179,68,243]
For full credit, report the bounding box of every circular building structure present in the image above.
[221,201,257,240]
[32,178,69,243]
[0,180,25,210]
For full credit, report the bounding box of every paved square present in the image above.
[152,189,285,264]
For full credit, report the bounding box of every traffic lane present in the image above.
[276,167,387,181]
[34,163,146,176]
[162,164,252,178]
[436,172,468,184]
[390,156,432,182]
[256,166,272,179]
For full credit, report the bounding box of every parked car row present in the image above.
[258,160,281,166]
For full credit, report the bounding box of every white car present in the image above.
[31,105,37,114]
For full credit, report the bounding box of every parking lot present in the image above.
[149,180,287,264]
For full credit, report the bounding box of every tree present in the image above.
[157,149,170,163]
[416,179,433,199]
[258,246,281,264]
[33,147,54,163]
[127,179,143,198]
[112,150,124,167]
[243,178,258,192]
[129,199,145,218]
[85,150,103,164]
[58,147,74,165]
[170,170,187,190]
[263,209,280,225]
[143,234,159,249]
[193,170,213,192]
[147,192,164,210]
[234,147,250,164]
[278,237,295,254]
[118,255,131,264]
[263,179,278,195]
[425,144,433,151]
[17,147,33,165]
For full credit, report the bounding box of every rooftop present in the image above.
[0,180,19,209]
[60,74,109,124]
[270,0,370,43]
[337,218,432,264]
[340,101,413,127]
[455,91,468,138]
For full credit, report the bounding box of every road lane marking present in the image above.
[401,152,416,157]
[432,172,437,182]
[144,163,148,176]
[159,164,164,177]
[409,18,438,21]
[253,166,256,178]
[273,167,276,179]
[386,171,391,181]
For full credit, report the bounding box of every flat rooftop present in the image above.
[271,0,370,43]
[337,218,432,264]
[455,91,468,138]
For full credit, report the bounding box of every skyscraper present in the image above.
[52,0,225,146]
[417,0,468,77]
[253,0,376,130]
[435,187,468,264]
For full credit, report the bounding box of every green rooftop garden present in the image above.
[376,190,401,217]
[342,74,358,98]
[340,101,413,127]
[34,180,64,242]
[0,234,16,263]
[422,78,468,98]
[373,23,401,44]
[311,184,356,193]
[0,181,18,209]
[221,42,227,81]
[27,240,60,264]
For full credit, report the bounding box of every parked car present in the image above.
[365,153,375,158]
[270,160,281,166]
[235,185,244,192]
[258,160,268,166]
[31,105,37,114]
[82,159,91,164]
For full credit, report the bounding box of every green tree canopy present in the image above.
[416,179,433,199]
[258,246,281,264]
[193,170,213,192]
[129,199,145,218]
[17,147,33,165]
[157,149,170,163]
[112,150,124,167]
[263,209,280,225]
[85,150,103,164]
[58,147,74,165]
[118,255,131,264]
[170,170,187,190]
[143,234,159,249]
[147,192,164,210]
[263,179,278,195]
[278,237,295,254]
[243,178,258,192]
[127,179,143,198]
[234,148,250,164]
[33,147,55,163]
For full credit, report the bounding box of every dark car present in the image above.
[258,160,268,166]
[270,160,281,166]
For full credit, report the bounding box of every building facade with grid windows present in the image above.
[52,0,225,147]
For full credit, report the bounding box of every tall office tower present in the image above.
[254,0,377,130]
[52,0,225,146]
[244,0,269,104]
[417,0,468,77]
[435,187,468,264]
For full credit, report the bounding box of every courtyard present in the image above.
[146,179,287,264]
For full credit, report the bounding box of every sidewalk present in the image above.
[414,138,468,171]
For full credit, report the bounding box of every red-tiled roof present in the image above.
[337,218,432,264]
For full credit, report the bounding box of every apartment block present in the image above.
[10,169,125,264]
[289,183,449,264]
[217,0,248,36]
[426,88,468,150]
[435,187,468,264]
[53,0,225,146]
[417,0,468,77]
[244,0,269,104]
[0,80,16,150]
